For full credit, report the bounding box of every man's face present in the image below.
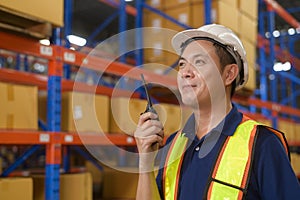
[177,40,226,108]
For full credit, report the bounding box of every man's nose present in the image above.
[180,63,195,79]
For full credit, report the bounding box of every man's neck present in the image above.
[193,100,232,139]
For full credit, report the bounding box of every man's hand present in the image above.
[134,112,164,172]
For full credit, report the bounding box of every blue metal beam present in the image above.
[258,4,269,116]
[204,0,212,24]
[87,11,119,46]
[63,0,72,79]
[1,145,41,177]
[278,71,300,85]
[135,0,144,67]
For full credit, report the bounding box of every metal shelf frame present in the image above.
[1,0,300,199]
[258,0,300,128]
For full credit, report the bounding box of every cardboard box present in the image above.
[278,119,296,142]
[240,38,257,93]
[291,153,300,175]
[143,10,178,66]
[192,1,239,33]
[102,167,138,199]
[165,5,193,32]
[85,161,103,184]
[192,1,218,28]
[39,92,109,133]
[221,0,238,8]
[154,103,182,136]
[142,62,178,78]
[216,0,239,33]
[239,13,258,44]
[239,0,258,20]
[146,0,164,9]
[32,172,92,200]
[256,117,272,127]
[110,97,147,135]
[164,0,190,9]
[0,177,33,200]
[241,37,256,65]
[0,0,64,26]
[244,62,256,91]
[62,92,109,133]
[294,123,300,141]
[0,82,38,130]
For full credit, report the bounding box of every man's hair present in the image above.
[213,43,237,97]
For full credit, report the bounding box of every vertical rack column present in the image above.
[45,28,63,200]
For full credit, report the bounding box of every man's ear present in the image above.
[223,64,239,86]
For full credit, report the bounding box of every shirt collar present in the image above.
[181,103,243,140]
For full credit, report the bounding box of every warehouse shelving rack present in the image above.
[1,0,300,199]
[0,29,176,199]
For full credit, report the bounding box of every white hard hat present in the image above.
[172,23,248,90]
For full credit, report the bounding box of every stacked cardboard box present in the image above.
[237,0,258,96]
[146,0,165,9]
[143,9,179,73]
[154,103,182,136]
[0,0,64,26]
[109,97,189,136]
[32,172,92,200]
[293,123,300,142]
[0,177,33,200]
[110,97,148,135]
[291,153,300,175]
[278,119,296,142]
[38,91,109,133]
[0,82,38,130]
[102,167,138,200]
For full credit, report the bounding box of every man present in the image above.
[134,24,300,199]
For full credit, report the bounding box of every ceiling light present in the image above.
[265,32,271,38]
[273,61,291,72]
[39,39,50,46]
[282,61,291,71]
[125,0,133,1]
[67,35,87,47]
[273,62,282,72]
[288,28,296,35]
[272,30,280,38]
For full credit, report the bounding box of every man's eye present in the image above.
[195,59,205,66]
[178,61,186,68]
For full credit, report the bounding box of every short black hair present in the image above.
[213,43,237,97]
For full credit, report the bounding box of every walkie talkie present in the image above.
[141,74,159,120]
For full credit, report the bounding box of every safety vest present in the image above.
[162,116,289,200]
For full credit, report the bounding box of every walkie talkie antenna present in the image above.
[141,74,158,118]
[141,74,153,107]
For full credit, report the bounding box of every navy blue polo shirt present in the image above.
[156,104,300,199]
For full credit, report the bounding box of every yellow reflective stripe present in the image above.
[210,119,258,200]
[210,181,241,200]
[164,132,188,200]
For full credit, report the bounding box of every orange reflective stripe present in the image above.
[266,127,289,155]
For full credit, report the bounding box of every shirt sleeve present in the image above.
[255,126,300,199]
